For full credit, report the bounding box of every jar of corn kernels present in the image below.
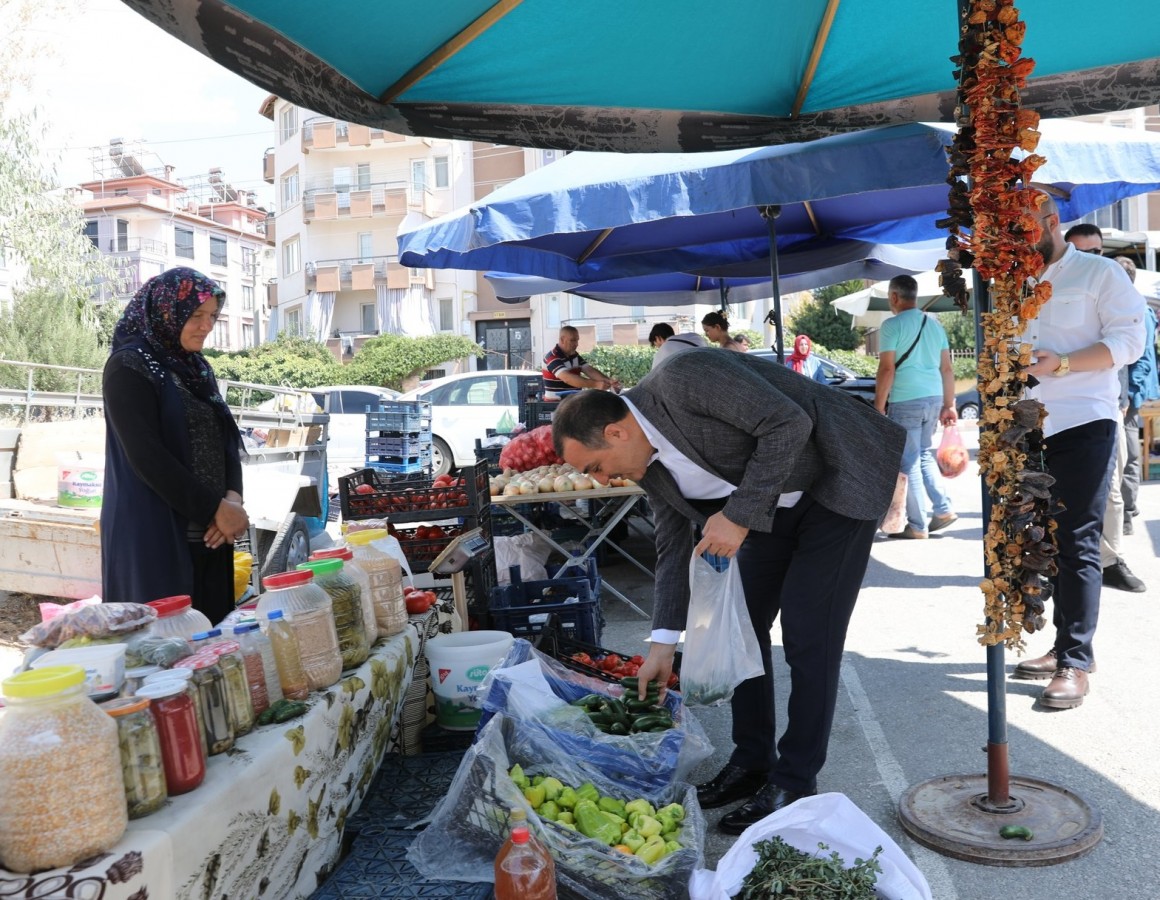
[0,665,128,873]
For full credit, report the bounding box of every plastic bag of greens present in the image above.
[680,554,764,706]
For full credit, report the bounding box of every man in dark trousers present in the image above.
[552,348,904,833]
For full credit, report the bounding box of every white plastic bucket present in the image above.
[426,630,514,730]
[56,453,104,509]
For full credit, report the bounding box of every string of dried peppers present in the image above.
[938,0,1061,650]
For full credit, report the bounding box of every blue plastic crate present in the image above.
[547,556,600,593]
[366,400,432,433]
[490,566,595,610]
[365,449,432,475]
[348,750,465,831]
[489,597,601,645]
[366,433,432,456]
[311,828,492,900]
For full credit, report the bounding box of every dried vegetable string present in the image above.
[939,0,1061,650]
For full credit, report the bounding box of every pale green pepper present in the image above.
[523,784,546,809]
[657,802,686,823]
[597,796,626,818]
[624,799,655,819]
[621,829,646,852]
[634,837,666,865]
[508,764,529,790]
[574,800,622,846]
[557,786,578,810]
[557,811,574,825]
[576,782,600,804]
[539,800,560,822]
[636,815,663,838]
[540,777,564,802]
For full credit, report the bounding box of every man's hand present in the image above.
[693,511,749,558]
[939,404,958,427]
[1026,348,1061,378]
[636,642,677,701]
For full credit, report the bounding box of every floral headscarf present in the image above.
[112,267,237,437]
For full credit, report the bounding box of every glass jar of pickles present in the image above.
[179,655,234,755]
[101,696,168,818]
[257,570,343,690]
[205,641,255,737]
[297,558,369,668]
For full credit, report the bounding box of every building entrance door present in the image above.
[476,319,533,369]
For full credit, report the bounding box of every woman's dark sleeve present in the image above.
[104,363,223,527]
[225,437,244,496]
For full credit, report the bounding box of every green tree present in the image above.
[206,334,342,388]
[344,334,485,390]
[584,345,656,387]
[788,281,866,351]
[937,310,976,352]
[0,288,106,392]
[733,327,764,349]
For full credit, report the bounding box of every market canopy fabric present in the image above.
[118,0,1160,152]
[484,240,946,307]
[397,120,1160,284]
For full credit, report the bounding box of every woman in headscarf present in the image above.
[101,267,249,623]
[701,311,745,352]
[786,333,830,383]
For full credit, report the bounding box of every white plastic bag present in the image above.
[494,532,552,584]
[680,555,764,706]
[688,792,933,900]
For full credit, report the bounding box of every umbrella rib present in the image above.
[380,0,525,103]
[791,0,842,118]
[578,228,614,264]
[802,200,821,234]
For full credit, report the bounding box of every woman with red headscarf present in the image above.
[101,267,249,623]
[786,334,830,383]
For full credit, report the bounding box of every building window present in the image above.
[83,220,99,250]
[279,106,298,144]
[241,246,258,275]
[569,296,586,320]
[361,303,376,334]
[281,170,300,207]
[546,295,561,329]
[356,163,371,191]
[410,160,427,194]
[115,220,129,252]
[285,307,302,336]
[241,322,254,347]
[241,284,255,311]
[175,227,195,259]
[357,232,373,262]
[333,166,351,192]
[282,238,301,277]
[209,318,227,349]
[434,156,449,189]
[438,297,454,332]
[210,236,228,267]
[114,188,128,196]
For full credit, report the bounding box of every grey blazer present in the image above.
[626,348,905,630]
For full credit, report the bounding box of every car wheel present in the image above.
[431,436,454,476]
[257,513,311,578]
[959,402,980,421]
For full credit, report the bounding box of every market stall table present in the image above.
[491,485,652,618]
[0,629,419,900]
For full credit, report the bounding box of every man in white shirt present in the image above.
[1011,193,1146,708]
[551,349,904,833]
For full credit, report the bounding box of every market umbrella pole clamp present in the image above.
[760,206,786,365]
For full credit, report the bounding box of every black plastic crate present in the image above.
[537,613,682,688]
[474,437,506,475]
[312,829,492,900]
[394,524,462,565]
[520,398,559,429]
[420,721,476,754]
[339,466,483,523]
[348,750,466,831]
[489,597,601,645]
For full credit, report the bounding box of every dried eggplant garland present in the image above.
[940,0,1060,650]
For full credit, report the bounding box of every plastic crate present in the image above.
[348,750,466,831]
[366,448,433,473]
[366,433,432,456]
[420,721,476,754]
[520,398,560,429]
[537,613,682,687]
[338,467,480,522]
[489,599,601,645]
[547,556,601,592]
[474,437,506,475]
[394,524,461,565]
[365,400,432,433]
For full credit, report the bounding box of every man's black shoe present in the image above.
[718,784,817,835]
[695,764,767,810]
[1103,560,1146,593]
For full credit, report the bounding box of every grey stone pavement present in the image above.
[596,424,1160,899]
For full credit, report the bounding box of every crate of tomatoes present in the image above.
[339,467,477,523]
[536,615,681,689]
[394,524,462,565]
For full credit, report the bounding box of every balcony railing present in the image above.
[301,116,410,150]
[105,237,168,256]
[263,148,275,184]
[302,182,441,221]
[304,254,410,291]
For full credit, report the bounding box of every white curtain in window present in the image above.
[310,291,336,340]
[376,285,404,334]
[265,306,280,342]
[400,286,436,336]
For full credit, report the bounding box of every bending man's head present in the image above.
[552,390,652,484]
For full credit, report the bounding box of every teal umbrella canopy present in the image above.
[119,0,1160,151]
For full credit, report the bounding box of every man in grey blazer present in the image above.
[553,348,904,833]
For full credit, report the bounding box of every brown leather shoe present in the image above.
[1012,649,1097,681]
[1040,667,1090,709]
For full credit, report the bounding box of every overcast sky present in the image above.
[15,0,276,207]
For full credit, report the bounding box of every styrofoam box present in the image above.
[30,644,127,700]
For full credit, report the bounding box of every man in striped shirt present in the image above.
[542,325,621,399]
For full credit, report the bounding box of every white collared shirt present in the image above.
[624,397,801,646]
[1024,243,1146,437]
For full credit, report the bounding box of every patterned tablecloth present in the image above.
[0,628,419,900]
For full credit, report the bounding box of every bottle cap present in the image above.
[232,622,259,634]
[510,826,530,844]
[345,528,388,546]
[133,681,187,701]
[147,595,193,617]
[191,631,213,641]
[311,547,354,562]
[101,696,151,716]
[297,558,343,575]
[263,570,314,589]
[266,610,286,621]
[2,665,87,699]
[206,628,223,638]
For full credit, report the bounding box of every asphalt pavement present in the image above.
[595,424,1160,899]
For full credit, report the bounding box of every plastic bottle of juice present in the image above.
[263,610,310,701]
[494,809,556,900]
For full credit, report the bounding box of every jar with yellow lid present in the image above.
[0,666,128,873]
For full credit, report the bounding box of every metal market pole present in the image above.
[759,205,786,364]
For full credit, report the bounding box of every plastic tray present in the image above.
[366,433,432,457]
[365,400,432,434]
[348,750,466,831]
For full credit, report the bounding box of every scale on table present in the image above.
[428,527,489,629]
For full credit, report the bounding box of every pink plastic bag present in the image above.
[937,425,969,478]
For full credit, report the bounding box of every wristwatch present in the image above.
[1052,354,1071,377]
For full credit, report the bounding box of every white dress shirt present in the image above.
[623,397,801,646]
[1024,243,1146,437]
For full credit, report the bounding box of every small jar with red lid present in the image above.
[257,571,343,690]
[310,547,377,649]
[176,654,234,755]
[145,595,213,642]
[203,641,256,736]
[101,696,168,818]
[135,681,206,795]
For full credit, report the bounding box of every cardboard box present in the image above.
[266,426,322,448]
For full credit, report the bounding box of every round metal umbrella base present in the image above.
[898,774,1102,866]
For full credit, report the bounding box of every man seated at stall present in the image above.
[542,325,622,400]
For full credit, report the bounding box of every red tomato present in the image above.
[353,483,375,495]
[630,655,645,666]
[427,526,446,539]
[601,654,622,672]
[405,594,431,614]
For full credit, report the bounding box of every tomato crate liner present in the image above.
[408,713,705,900]
[536,613,683,687]
[474,639,711,795]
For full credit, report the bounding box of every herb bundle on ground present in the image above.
[738,837,882,898]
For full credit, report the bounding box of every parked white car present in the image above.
[399,370,542,474]
[309,385,400,484]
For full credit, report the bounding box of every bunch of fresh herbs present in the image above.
[737,836,883,898]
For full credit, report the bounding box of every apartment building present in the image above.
[75,140,272,351]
